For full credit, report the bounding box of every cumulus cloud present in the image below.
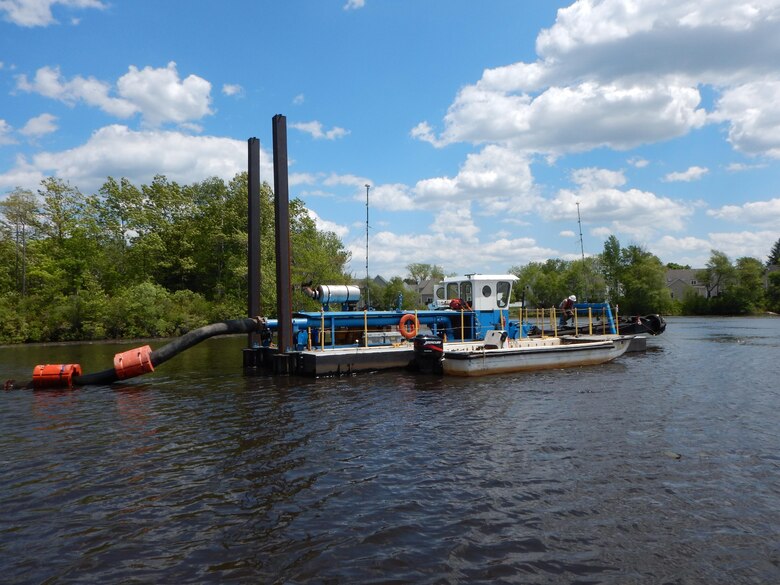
[348,226,558,278]
[16,62,213,127]
[545,167,693,237]
[654,231,780,268]
[413,145,540,214]
[412,0,780,158]
[711,80,780,158]
[0,0,105,27]
[291,120,349,140]
[420,81,706,152]
[20,112,58,137]
[306,208,349,238]
[0,124,272,193]
[663,166,709,182]
[0,119,15,145]
[343,0,365,10]
[221,83,244,97]
[707,198,780,227]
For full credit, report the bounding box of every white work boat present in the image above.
[414,330,633,377]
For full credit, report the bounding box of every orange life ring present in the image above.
[398,314,419,339]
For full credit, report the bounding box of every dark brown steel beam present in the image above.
[247,137,261,348]
[272,115,293,352]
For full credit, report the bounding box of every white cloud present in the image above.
[324,173,370,188]
[292,94,305,105]
[628,157,649,168]
[545,167,693,237]
[348,226,558,278]
[708,230,780,261]
[413,145,539,214]
[663,166,709,182]
[20,112,58,137]
[712,80,780,158]
[413,0,780,159]
[0,0,105,27]
[0,124,272,193]
[343,0,365,10]
[726,162,767,172]
[368,183,416,211]
[418,81,706,153]
[221,83,244,97]
[16,62,213,127]
[0,119,15,145]
[116,62,212,127]
[306,208,349,238]
[707,198,780,227]
[16,65,136,117]
[291,120,349,140]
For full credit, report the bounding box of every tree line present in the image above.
[0,174,350,343]
[507,235,780,316]
[2,176,778,345]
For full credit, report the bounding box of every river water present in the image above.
[1,316,778,584]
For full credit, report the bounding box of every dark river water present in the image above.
[1,316,779,584]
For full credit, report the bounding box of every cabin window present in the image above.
[461,282,473,304]
[482,285,492,297]
[446,282,459,299]
[435,286,445,300]
[496,281,510,308]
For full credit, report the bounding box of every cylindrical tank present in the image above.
[313,285,361,306]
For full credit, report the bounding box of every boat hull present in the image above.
[440,337,632,377]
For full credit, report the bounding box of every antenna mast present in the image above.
[365,184,371,309]
[576,201,585,262]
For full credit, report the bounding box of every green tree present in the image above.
[510,259,570,308]
[731,256,766,313]
[767,271,780,313]
[600,235,622,304]
[380,276,416,310]
[618,245,672,314]
[768,238,780,267]
[0,187,38,296]
[699,250,735,299]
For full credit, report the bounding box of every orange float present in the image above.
[32,364,83,389]
[398,314,419,340]
[113,345,154,380]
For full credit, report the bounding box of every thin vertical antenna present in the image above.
[365,184,371,309]
[576,201,585,262]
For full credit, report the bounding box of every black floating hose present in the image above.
[6,318,263,390]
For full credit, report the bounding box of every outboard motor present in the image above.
[412,334,444,374]
[643,314,666,335]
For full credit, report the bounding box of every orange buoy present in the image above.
[32,364,83,389]
[398,313,419,340]
[113,345,154,380]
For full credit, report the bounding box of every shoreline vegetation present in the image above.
[2,175,780,345]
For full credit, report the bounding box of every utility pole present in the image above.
[365,184,371,310]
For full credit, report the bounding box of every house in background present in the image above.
[665,269,716,300]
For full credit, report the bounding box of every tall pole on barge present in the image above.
[576,201,585,262]
[273,115,293,354]
[247,137,261,348]
[365,183,371,310]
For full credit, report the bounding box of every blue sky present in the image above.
[2,0,780,279]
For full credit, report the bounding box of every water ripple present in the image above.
[1,319,780,583]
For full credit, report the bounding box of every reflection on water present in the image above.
[1,317,779,583]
